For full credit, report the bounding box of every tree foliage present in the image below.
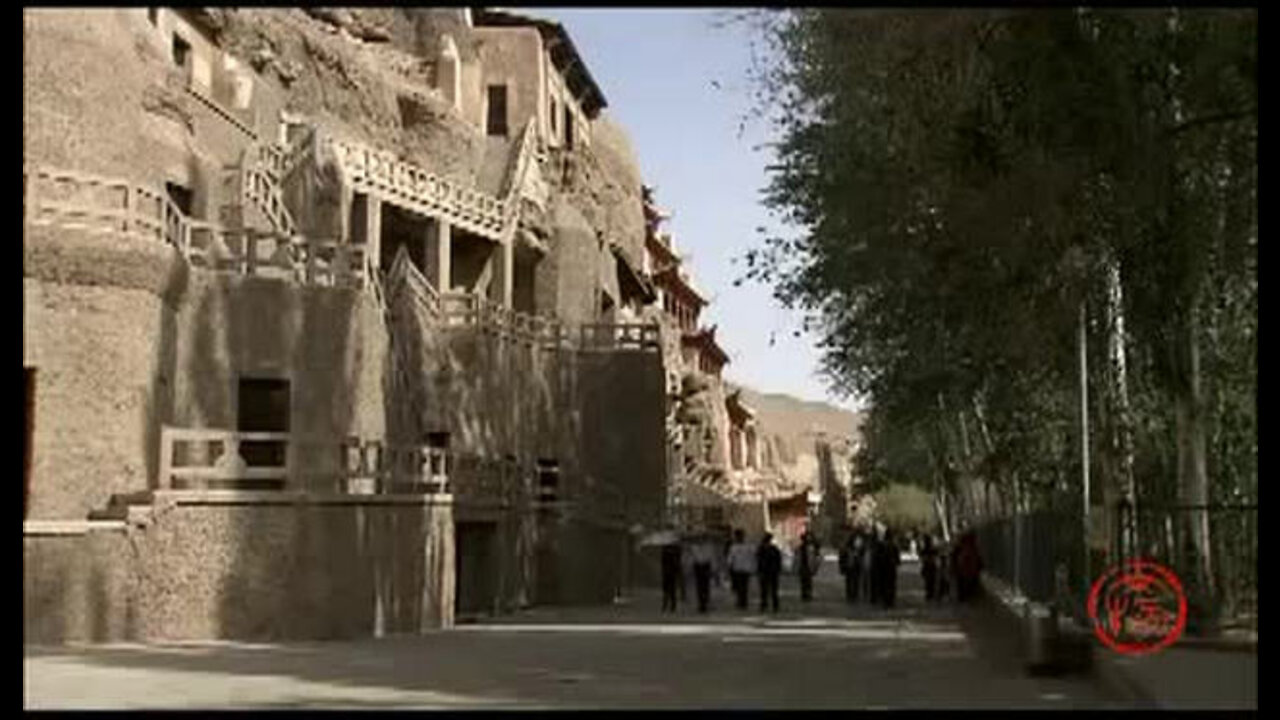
[741,9,1256,619]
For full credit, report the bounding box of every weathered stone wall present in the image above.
[585,116,647,261]
[542,197,604,327]
[23,497,454,643]
[24,9,164,182]
[171,273,388,447]
[23,529,136,643]
[23,227,187,520]
[472,26,544,138]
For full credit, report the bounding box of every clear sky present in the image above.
[533,8,863,412]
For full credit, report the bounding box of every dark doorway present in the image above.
[166,182,193,217]
[536,459,560,502]
[486,85,508,137]
[380,204,428,277]
[513,246,539,315]
[24,368,35,520]
[449,228,496,295]
[350,193,369,245]
[455,521,499,618]
[236,377,289,485]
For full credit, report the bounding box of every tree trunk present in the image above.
[1105,254,1138,559]
[1175,303,1216,629]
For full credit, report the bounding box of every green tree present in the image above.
[740,8,1256,628]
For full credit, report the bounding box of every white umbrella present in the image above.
[638,529,681,547]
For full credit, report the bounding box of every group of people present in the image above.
[837,527,986,608]
[659,525,986,614]
[837,527,905,608]
[659,529,823,614]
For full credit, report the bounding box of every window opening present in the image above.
[172,33,191,69]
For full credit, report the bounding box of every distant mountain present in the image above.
[724,383,864,491]
[732,384,864,450]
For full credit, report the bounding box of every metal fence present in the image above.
[973,500,1258,633]
[973,509,1086,615]
[1117,501,1258,631]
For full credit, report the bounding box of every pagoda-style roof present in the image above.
[682,325,730,366]
[645,231,680,267]
[654,265,707,307]
[725,390,756,426]
[474,8,607,117]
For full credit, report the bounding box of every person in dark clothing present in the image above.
[840,533,865,603]
[869,530,884,606]
[880,529,901,608]
[797,531,820,602]
[756,532,782,613]
[660,539,682,613]
[937,542,952,601]
[920,534,940,601]
[954,531,983,602]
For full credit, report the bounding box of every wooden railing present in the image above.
[429,292,658,353]
[240,141,297,237]
[25,165,368,289]
[332,138,509,241]
[25,166,181,245]
[158,426,449,495]
[384,247,440,317]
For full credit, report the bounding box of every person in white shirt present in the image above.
[727,529,757,610]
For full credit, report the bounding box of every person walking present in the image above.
[727,529,756,610]
[920,534,940,601]
[690,532,717,613]
[954,531,983,603]
[840,532,865,603]
[660,536,682,613]
[797,530,821,602]
[756,532,782,613]
[679,538,694,604]
[881,529,902,608]
[868,529,884,607]
[937,540,952,601]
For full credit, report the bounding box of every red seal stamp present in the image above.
[1087,559,1187,655]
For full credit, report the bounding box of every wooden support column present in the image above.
[500,238,514,308]
[366,193,382,269]
[339,186,354,244]
[427,219,452,292]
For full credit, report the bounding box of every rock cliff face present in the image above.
[215,8,487,184]
[734,384,864,493]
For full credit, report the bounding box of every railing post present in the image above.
[246,231,259,277]
[121,184,132,235]
[158,425,174,490]
[24,169,36,227]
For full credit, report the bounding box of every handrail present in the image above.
[26,164,367,289]
[331,138,510,241]
[158,425,449,495]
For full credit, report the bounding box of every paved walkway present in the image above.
[25,561,1134,709]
